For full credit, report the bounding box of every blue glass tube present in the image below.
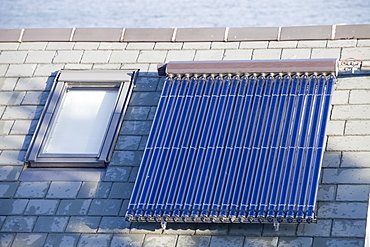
[208,77,240,220]
[264,75,292,221]
[126,78,172,219]
[162,77,207,218]
[276,75,308,221]
[218,76,249,220]
[236,76,266,221]
[286,76,316,221]
[154,77,196,219]
[136,77,181,218]
[254,76,283,222]
[267,76,298,221]
[180,76,221,220]
[189,77,223,219]
[145,77,189,219]
[306,75,335,221]
[228,76,258,220]
[296,75,325,221]
[171,77,217,220]
[200,79,230,218]
[244,76,273,222]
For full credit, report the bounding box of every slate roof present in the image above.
[0,25,370,247]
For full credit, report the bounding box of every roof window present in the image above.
[25,70,138,168]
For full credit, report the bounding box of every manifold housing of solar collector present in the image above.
[127,59,337,224]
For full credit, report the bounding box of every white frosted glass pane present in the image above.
[43,88,118,154]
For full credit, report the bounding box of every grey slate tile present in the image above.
[0,150,26,165]
[123,28,174,42]
[2,106,43,120]
[0,135,28,150]
[162,223,196,235]
[33,64,64,77]
[110,234,145,247]
[244,237,278,247]
[53,50,83,63]
[228,27,279,41]
[336,185,370,201]
[120,121,153,135]
[0,51,28,63]
[88,199,122,216]
[118,200,129,216]
[1,216,37,232]
[73,42,100,50]
[335,24,370,39]
[278,237,313,247]
[77,234,111,247]
[21,92,49,105]
[177,236,211,247]
[14,77,54,91]
[80,50,111,63]
[44,233,80,247]
[46,42,75,50]
[210,236,244,247]
[262,223,297,237]
[25,51,56,63]
[317,185,336,201]
[11,233,47,247]
[0,43,19,50]
[0,233,14,247]
[0,120,13,135]
[109,50,139,64]
[109,183,134,199]
[129,222,162,234]
[139,136,149,150]
[143,235,177,247]
[228,223,262,236]
[280,25,332,40]
[5,64,36,77]
[0,78,18,91]
[116,136,142,150]
[322,168,370,184]
[24,199,59,215]
[77,182,111,198]
[0,29,22,42]
[129,167,139,182]
[98,217,131,233]
[18,42,47,50]
[56,199,92,215]
[296,219,332,237]
[0,166,23,181]
[332,219,366,237]
[46,182,82,198]
[0,92,25,105]
[73,28,123,42]
[176,28,226,42]
[33,216,69,232]
[341,152,370,168]
[134,77,159,92]
[15,181,49,198]
[0,182,18,198]
[22,28,72,42]
[124,107,151,120]
[313,238,364,247]
[104,167,131,182]
[317,202,367,219]
[0,199,28,214]
[195,223,228,235]
[66,217,101,233]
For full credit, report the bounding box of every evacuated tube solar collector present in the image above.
[126,59,337,230]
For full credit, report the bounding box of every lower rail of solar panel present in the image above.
[126,215,317,224]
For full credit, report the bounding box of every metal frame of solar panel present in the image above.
[126,59,337,230]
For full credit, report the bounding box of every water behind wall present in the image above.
[1,0,370,28]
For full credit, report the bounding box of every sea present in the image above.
[1,0,370,29]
